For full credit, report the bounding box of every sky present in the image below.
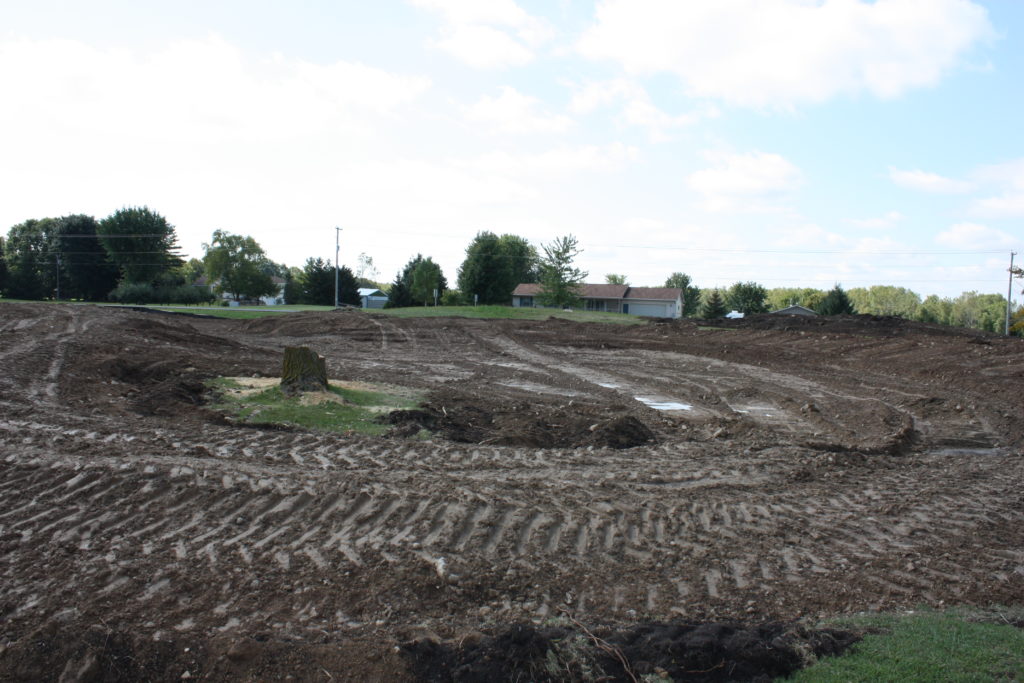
[1,0,1022,299]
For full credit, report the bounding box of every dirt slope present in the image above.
[1,304,1022,680]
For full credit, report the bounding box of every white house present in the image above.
[511,283,684,318]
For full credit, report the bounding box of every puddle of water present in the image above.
[598,382,620,389]
[635,396,692,411]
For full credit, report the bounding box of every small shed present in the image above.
[359,288,388,309]
[771,305,818,316]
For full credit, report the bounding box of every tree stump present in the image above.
[280,346,328,396]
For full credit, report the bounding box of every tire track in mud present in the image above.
[3,442,1022,630]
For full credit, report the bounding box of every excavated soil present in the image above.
[1,303,1023,681]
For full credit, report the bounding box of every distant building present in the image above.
[192,275,285,305]
[358,288,388,309]
[770,305,818,316]
[511,283,684,318]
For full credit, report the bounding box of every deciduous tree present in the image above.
[538,235,587,308]
[726,281,768,315]
[97,206,181,285]
[202,230,278,301]
[605,273,628,285]
[457,232,538,304]
[664,272,702,317]
[411,257,444,306]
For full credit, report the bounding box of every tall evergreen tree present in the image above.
[296,257,358,306]
[701,289,728,318]
[51,214,119,300]
[816,284,856,315]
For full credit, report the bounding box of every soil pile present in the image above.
[404,621,858,682]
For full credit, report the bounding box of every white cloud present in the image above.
[935,222,1018,249]
[464,86,573,133]
[970,158,1024,218]
[432,25,535,69]
[469,142,638,176]
[687,150,802,212]
[570,78,714,141]
[410,0,552,68]
[888,168,974,193]
[577,0,993,109]
[0,35,433,263]
[845,211,905,229]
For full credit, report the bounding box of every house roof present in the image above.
[771,305,818,315]
[625,287,682,301]
[512,283,680,301]
[358,288,386,297]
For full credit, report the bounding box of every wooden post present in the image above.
[280,346,328,396]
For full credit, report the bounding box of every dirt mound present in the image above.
[403,621,857,682]
[383,403,656,449]
[707,313,993,338]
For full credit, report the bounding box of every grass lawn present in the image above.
[788,608,1024,682]
[370,304,645,325]
[207,377,422,435]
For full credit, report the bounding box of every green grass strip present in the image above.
[789,610,1024,682]
[208,378,421,435]
[371,304,645,325]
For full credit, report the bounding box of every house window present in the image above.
[519,296,533,307]
[585,299,606,312]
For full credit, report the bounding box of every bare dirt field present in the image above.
[1,303,1022,680]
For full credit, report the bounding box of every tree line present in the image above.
[0,208,370,306]
[3,214,1020,334]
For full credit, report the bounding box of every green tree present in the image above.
[387,254,447,308]
[181,258,205,284]
[605,273,628,285]
[917,295,953,325]
[847,286,920,318]
[4,218,54,299]
[816,284,856,315]
[97,206,181,285]
[202,230,278,301]
[726,281,768,315]
[537,234,587,308]
[296,257,359,306]
[282,267,302,305]
[457,232,538,304]
[701,288,728,318]
[410,257,445,305]
[0,236,7,295]
[46,214,120,301]
[950,291,1006,332]
[664,272,702,317]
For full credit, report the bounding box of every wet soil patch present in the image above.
[403,621,858,682]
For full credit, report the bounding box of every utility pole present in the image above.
[334,226,342,309]
[55,253,61,301]
[1008,250,1018,336]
